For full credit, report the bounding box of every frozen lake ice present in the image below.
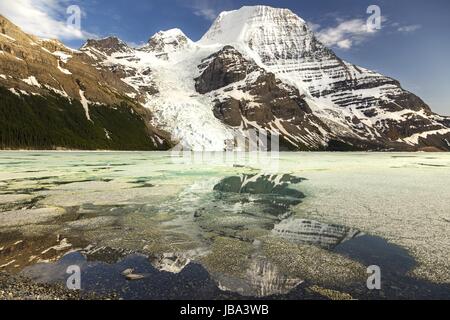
[0,152,449,299]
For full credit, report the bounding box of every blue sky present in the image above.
[0,0,448,115]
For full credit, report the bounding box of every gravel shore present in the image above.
[0,272,110,300]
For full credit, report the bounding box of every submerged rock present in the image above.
[65,216,118,231]
[0,207,65,227]
[121,268,146,281]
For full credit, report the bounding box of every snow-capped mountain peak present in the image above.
[81,36,132,55]
[95,5,450,151]
[199,6,310,48]
[197,6,328,85]
[195,5,450,151]
[141,28,194,54]
[2,6,449,152]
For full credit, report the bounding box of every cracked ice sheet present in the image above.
[1,151,449,285]
[288,154,450,284]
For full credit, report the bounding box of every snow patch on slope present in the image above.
[142,48,235,150]
[52,51,72,63]
[79,90,92,121]
[402,129,450,145]
[57,60,72,75]
[22,76,41,87]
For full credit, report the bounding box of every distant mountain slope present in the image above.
[0,15,170,150]
[198,6,450,151]
[1,6,449,151]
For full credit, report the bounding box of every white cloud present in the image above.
[315,18,379,50]
[126,40,146,49]
[336,39,353,49]
[184,0,229,21]
[306,22,321,32]
[397,24,422,33]
[0,0,95,40]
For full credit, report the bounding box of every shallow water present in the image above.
[0,151,449,299]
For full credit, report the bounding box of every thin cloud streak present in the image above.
[0,0,96,40]
[397,24,422,33]
[183,0,232,21]
[315,18,379,50]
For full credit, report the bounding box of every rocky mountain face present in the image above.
[195,46,330,149]
[0,15,170,150]
[1,6,449,151]
[198,6,450,151]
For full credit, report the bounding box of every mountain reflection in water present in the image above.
[204,174,359,249]
[16,174,363,298]
[2,152,450,300]
[273,218,361,250]
[11,172,450,299]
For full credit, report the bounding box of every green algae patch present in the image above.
[0,207,65,228]
[201,237,254,277]
[308,285,353,300]
[80,212,199,256]
[262,237,366,287]
[235,228,270,242]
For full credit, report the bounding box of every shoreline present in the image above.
[0,150,448,153]
[0,271,112,300]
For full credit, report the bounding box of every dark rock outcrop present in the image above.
[197,46,332,150]
[82,37,132,56]
[195,46,258,94]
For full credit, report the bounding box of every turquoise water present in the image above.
[0,152,449,299]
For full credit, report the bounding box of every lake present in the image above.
[0,152,449,299]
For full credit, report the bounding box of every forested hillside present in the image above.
[0,87,168,150]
